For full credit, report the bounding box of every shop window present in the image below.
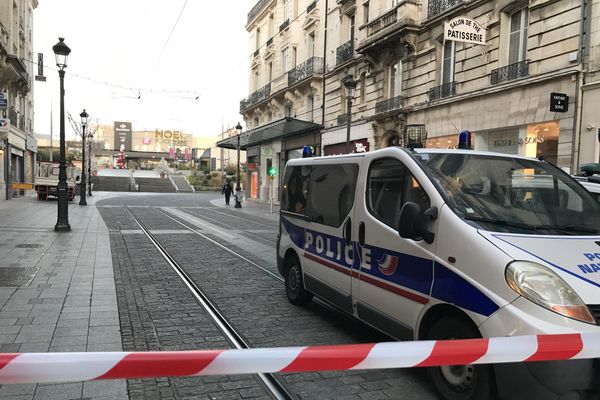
[509,9,528,64]
[367,158,430,229]
[306,164,359,227]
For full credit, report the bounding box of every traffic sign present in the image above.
[0,118,9,132]
[0,92,7,109]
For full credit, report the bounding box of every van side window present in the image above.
[367,158,430,229]
[306,164,359,227]
[282,165,311,214]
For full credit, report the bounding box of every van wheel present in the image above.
[425,317,496,400]
[285,255,312,306]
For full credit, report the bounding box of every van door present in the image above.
[354,155,436,340]
[301,162,360,314]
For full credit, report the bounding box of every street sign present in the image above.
[0,118,9,132]
[0,92,7,109]
[550,92,569,112]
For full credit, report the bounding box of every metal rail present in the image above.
[123,205,293,400]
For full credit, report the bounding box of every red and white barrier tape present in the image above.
[0,333,599,384]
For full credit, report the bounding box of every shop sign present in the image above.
[0,118,9,132]
[262,147,273,157]
[0,92,7,109]
[444,17,486,45]
[550,92,568,112]
[114,121,132,151]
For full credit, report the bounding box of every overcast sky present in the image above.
[33,0,250,140]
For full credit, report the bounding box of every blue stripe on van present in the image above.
[431,262,499,317]
[281,217,499,317]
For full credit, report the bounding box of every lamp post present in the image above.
[234,122,243,208]
[79,109,88,206]
[343,75,358,154]
[88,132,93,196]
[53,37,71,231]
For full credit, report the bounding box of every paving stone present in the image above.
[33,383,82,400]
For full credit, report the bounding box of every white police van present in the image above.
[276,146,600,400]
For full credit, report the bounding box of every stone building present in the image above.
[222,0,599,203]
[0,0,38,200]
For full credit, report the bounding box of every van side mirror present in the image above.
[398,203,438,244]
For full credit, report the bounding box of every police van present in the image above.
[276,146,600,400]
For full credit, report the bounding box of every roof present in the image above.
[216,117,321,150]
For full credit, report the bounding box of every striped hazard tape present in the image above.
[0,333,599,384]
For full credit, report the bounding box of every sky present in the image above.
[33,0,251,140]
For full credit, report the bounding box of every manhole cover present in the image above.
[0,267,41,286]
[15,244,43,249]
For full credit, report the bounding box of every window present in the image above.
[282,165,311,214]
[306,164,359,227]
[308,32,315,58]
[368,158,430,228]
[284,104,293,117]
[269,14,275,37]
[360,73,366,104]
[388,60,402,98]
[363,2,369,24]
[509,9,528,64]
[268,62,273,81]
[282,47,290,72]
[350,14,355,43]
[284,0,293,21]
[308,95,314,121]
[255,28,261,50]
[442,40,455,84]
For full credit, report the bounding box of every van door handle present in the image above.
[359,222,365,246]
[343,217,352,246]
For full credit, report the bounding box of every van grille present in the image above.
[589,305,600,325]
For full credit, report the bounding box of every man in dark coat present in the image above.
[222,180,234,205]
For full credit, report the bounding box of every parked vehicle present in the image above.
[578,163,600,177]
[573,175,600,201]
[35,162,80,201]
[277,147,600,400]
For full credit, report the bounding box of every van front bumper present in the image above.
[480,298,600,399]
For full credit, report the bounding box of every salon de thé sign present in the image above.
[444,17,486,45]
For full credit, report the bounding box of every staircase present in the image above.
[171,176,194,193]
[135,177,177,193]
[90,176,131,192]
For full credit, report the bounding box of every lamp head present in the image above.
[80,109,89,125]
[52,37,71,69]
[235,122,243,132]
[343,75,358,99]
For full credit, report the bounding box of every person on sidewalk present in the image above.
[222,180,234,205]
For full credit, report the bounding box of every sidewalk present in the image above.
[210,195,280,221]
[0,194,127,400]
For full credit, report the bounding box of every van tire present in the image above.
[425,317,496,400]
[285,255,312,306]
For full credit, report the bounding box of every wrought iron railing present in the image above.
[336,40,353,65]
[253,49,259,57]
[307,0,317,13]
[490,60,530,85]
[279,19,290,32]
[266,37,273,47]
[375,95,404,114]
[8,108,18,127]
[248,0,273,24]
[366,7,398,37]
[6,55,28,83]
[427,0,462,19]
[428,81,456,101]
[288,57,324,86]
[337,114,348,125]
[240,83,271,112]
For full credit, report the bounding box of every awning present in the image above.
[217,117,321,150]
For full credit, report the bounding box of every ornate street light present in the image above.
[234,122,243,208]
[79,109,88,206]
[53,37,71,231]
[343,75,358,154]
[88,131,93,196]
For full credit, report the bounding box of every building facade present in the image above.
[222,0,600,203]
[0,0,37,200]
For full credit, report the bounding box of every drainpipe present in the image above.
[573,0,590,171]
[321,0,329,128]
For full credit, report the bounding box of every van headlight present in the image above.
[505,261,596,325]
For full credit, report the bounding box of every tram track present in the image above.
[123,204,294,400]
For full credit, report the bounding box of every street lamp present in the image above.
[234,122,243,208]
[87,132,93,196]
[78,109,88,205]
[53,37,71,231]
[343,75,358,154]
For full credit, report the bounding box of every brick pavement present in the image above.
[0,194,127,400]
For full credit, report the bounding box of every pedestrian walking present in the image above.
[222,180,234,205]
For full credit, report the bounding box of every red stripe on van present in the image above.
[304,253,352,276]
[358,274,429,305]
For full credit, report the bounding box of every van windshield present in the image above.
[417,152,600,235]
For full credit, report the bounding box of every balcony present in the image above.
[428,81,456,101]
[375,95,404,114]
[336,40,353,65]
[288,57,324,86]
[307,0,317,13]
[490,60,530,85]
[247,0,274,24]
[427,0,463,19]
[279,19,290,32]
[240,83,271,112]
[266,37,273,47]
[357,1,419,53]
